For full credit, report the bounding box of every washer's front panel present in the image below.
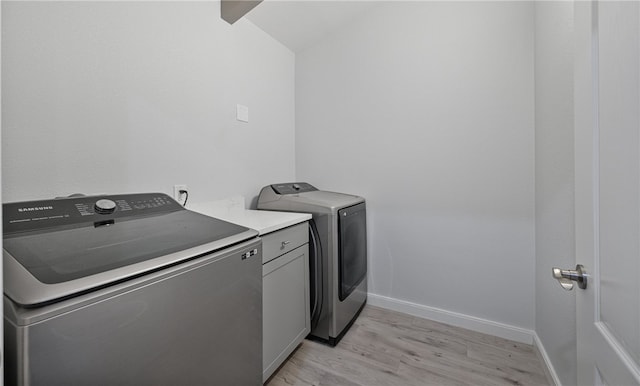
[5,240,263,386]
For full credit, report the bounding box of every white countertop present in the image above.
[188,196,311,236]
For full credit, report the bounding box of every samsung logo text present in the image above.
[18,206,54,213]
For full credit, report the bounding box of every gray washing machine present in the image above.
[3,193,262,385]
[258,183,367,346]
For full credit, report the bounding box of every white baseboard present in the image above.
[367,293,535,344]
[533,333,562,386]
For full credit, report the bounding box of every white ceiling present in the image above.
[245,1,380,53]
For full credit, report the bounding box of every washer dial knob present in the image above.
[95,199,117,214]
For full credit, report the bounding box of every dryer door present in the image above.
[337,203,367,301]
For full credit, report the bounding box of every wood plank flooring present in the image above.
[266,305,549,386]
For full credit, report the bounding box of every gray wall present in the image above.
[534,2,576,385]
[2,1,295,203]
[296,2,536,330]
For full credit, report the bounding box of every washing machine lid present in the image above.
[3,193,257,306]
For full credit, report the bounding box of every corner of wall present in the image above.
[534,333,562,386]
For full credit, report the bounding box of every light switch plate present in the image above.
[236,104,249,123]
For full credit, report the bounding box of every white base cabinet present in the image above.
[262,222,310,383]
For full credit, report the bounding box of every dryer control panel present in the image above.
[271,182,317,195]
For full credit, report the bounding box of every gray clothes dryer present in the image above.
[258,183,367,346]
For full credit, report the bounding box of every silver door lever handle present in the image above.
[552,264,587,291]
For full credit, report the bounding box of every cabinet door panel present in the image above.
[262,245,310,382]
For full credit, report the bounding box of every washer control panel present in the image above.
[4,193,180,235]
[94,199,117,214]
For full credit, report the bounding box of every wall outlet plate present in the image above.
[173,185,188,203]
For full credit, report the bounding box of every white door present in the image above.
[574,1,640,384]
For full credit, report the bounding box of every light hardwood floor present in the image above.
[266,305,549,386]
